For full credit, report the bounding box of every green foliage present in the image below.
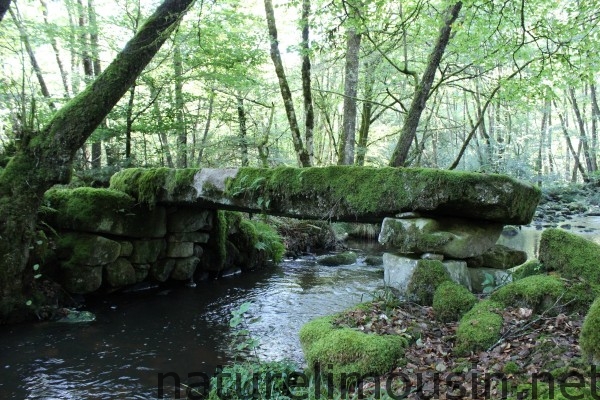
[455,300,503,355]
[406,260,451,306]
[432,281,476,322]
[251,220,285,263]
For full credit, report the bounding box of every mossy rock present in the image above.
[61,264,103,294]
[490,274,597,314]
[57,233,121,266]
[406,260,451,306]
[43,187,166,238]
[317,251,358,266]
[580,297,600,363]
[512,259,545,280]
[539,228,600,284]
[105,258,136,287]
[109,167,199,206]
[455,300,503,355]
[299,314,407,384]
[433,281,477,322]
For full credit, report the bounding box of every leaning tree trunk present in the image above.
[338,28,362,165]
[389,1,462,167]
[0,0,195,322]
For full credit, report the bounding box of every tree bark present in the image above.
[174,41,187,168]
[569,86,594,173]
[264,0,311,167]
[0,0,195,322]
[389,1,462,167]
[555,99,588,181]
[237,96,249,167]
[197,90,215,166]
[300,0,315,164]
[590,84,599,172]
[338,28,362,165]
[40,0,70,98]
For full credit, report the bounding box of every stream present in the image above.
[1,219,599,400]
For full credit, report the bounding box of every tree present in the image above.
[389,1,462,167]
[0,0,195,321]
[0,0,10,22]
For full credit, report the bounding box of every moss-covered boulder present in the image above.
[455,300,503,355]
[433,281,477,322]
[490,275,565,313]
[465,244,528,270]
[43,187,166,238]
[57,233,121,266]
[299,315,407,383]
[317,251,358,266]
[580,297,600,364]
[512,259,545,280]
[171,256,200,280]
[406,259,452,305]
[539,228,600,284]
[468,267,512,293]
[110,166,540,224]
[61,264,103,294]
[379,217,503,258]
[130,239,165,264]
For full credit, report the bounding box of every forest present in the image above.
[0,0,599,320]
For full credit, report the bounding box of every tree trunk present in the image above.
[237,96,249,167]
[174,41,187,168]
[125,84,136,160]
[356,65,374,166]
[264,0,311,167]
[300,0,315,164]
[0,0,195,322]
[197,90,215,166]
[338,28,361,165]
[389,1,462,167]
[569,86,594,174]
[148,80,174,168]
[0,0,10,22]
[536,98,550,186]
[555,100,588,181]
[9,6,56,110]
[40,0,70,98]
[591,84,599,172]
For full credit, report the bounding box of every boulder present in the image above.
[109,166,540,224]
[105,258,137,287]
[384,253,472,294]
[167,231,210,243]
[44,187,166,238]
[433,281,477,322]
[379,217,503,259]
[130,239,165,264]
[468,267,512,293]
[539,228,600,284]
[57,233,121,266]
[166,242,195,258]
[171,257,200,280]
[317,251,357,266]
[61,264,103,294]
[151,259,175,282]
[465,244,528,270]
[167,208,213,232]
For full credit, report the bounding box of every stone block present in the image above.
[61,264,103,294]
[166,242,195,258]
[167,208,213,232]
[130,239,165,264]
[151,259,175,282]
[167,231,210,243]
[57,233,121,266]
[171,257,200,280]
[105,258,136,287]
[469,267,512,293]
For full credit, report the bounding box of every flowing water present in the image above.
[1,218,599,400]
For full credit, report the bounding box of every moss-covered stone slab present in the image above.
[109,166,540,224]
[465,244,527,270]
[57,233,121,266]
[379,217,503,258]
[539,228,600,284]
[44,187,166,238]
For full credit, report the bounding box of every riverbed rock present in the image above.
[317,251,358,266]
[378,217,503,259]
[465,244,528,270]
[109,166,541,224]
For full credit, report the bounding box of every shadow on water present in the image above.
[0,241,385,399]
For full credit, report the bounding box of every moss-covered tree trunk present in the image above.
[0,0,195,321]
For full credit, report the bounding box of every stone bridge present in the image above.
[42,166,540,295]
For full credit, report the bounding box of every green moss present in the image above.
[252,220,285,263]
[539,228,600,284]
[503,361,520,375]
[455,300,503,355]
[512,259,545,280]
[406,260,451,306]
[44,187,135,226]
[432,281,477,322]
[224,166,540,224]
[580,297,600,362]
[299,315,407,384]
[490,275,565,313]
[109,167,199,206]
[215,210,228,270]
